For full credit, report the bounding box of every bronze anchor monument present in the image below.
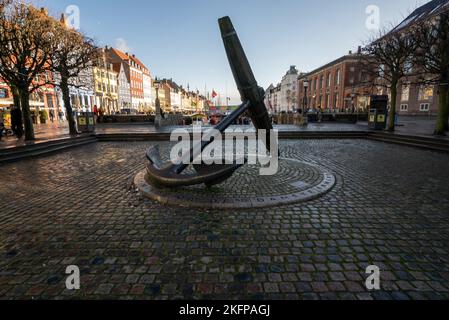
[144,16,273,189]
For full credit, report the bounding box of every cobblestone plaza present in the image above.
[1,140,449,300]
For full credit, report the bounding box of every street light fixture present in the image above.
[303,79,310,115]
[153,77,162,128]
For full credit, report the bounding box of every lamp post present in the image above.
[153,77,162,128]
[303,79,309,116]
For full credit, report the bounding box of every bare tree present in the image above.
[0,1,58,140]
[361,27,419,131]
[413,12,449,135]
[51,18,98,135]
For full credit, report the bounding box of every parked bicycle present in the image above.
[0,123,14,140]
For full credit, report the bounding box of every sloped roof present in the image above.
[109,47,130,61]
[391,0,449,33]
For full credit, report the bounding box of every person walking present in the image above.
[93,105,99,123]
[59,111,64,122]
[49,109,55,123]
[317,108,323,123]
[10,105,23,139]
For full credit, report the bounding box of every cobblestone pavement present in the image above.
[1,140,449,300]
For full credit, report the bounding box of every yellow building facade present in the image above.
[93,50,119,114]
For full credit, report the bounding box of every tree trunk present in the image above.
[18,87,34,141]
[388,80,398,132]
[445,87,449,132]
[11,86,21,109]
[61,76,78,135]
[435,83,449,135]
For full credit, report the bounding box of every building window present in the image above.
[400,104,408,111]
[379,64,385,78]
[335,93,339,109]
[404,58,413,75]
[327,74,331,87]
[0,88,7,98]
[336,69,341,85]
[320,75,324,89]
[420,103,430,112]
[401,85,410,101]
[418,85,433,100]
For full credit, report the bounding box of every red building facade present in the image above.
[298,51,375,113]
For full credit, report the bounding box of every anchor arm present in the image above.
[173,100,250,174]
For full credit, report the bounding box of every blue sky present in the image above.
[35,0,426,103]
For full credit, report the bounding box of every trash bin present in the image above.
[76,112,96,133]
[368,95,388,131]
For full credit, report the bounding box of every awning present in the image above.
[0,98,45,107]
[0,98,13,107]
[30,101,45,107]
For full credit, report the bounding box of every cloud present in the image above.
[115,38,132,53]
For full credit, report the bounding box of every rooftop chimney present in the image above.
[358,46,362,54]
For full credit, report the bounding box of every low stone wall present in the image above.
[99,114,187,126]
[160,115,185,126]
[273,114,306,126]
[307,113,368,123]
[99,115,155,123]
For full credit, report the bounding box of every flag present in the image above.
[212,90,218,99]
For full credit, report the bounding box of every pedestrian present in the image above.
[98,106,105,123]
[10,104,23,139]
[58,111,64,122]
[49,109,55,123]
[317,108,323,123]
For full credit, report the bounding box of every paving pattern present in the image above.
[135,156,336,209]
[1,140,449,300]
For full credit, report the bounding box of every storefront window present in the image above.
[0,88,7,98]
[46,94,54,109]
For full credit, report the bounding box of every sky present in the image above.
[34,0,427,104]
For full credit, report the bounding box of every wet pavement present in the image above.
[1,117,447,151]
[1,140,449,300]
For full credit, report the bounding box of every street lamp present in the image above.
[303,79,309,115]
[153,77,162,128]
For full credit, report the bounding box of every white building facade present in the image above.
[279,66,299,112]
[115,63,131,110]
[143,72,153,111]
[55,68,95,117]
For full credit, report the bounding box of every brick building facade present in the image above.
[298,50,375,113]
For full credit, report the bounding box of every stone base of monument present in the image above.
[133,157,336,209]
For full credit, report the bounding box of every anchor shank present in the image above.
[219,16,273,150]
[174,100,250,174]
